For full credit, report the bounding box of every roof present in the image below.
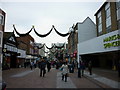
[94,2,108,16]
[3,32,17,44]
[0,8,6,15]
[3,32,14,41]
[74,17,95,29]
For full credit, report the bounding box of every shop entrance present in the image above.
[10,53,17,68]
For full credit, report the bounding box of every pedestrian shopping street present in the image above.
[1,1,120,90]
[2,67,120,89]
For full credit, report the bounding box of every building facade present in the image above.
[0,9,5,32]
[16,35,35,62]
[3,32,18,69]
[78,1,120,70]
[16,39,27,67]
[0,9,5,69]
[68,17,96,63]
[68,25,78,62]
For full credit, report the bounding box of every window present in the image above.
[116,0,120,29]
[9,37,15,42]
[0,31,3,47]
[0,14,4,25]
[97,11,102,35]
[105,2,111,33]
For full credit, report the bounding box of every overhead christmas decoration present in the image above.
[37,44,45,49]
[34,27,53,38]
[49,50,56,54]
[41,49,49,53]
[45,44,54,49]
[53,25,70,37]
[54,44,65,49]
[13,25,33,37]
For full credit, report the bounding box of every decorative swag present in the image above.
[54,44,64,49]
[13,25,70,37]
[13,25,33,37]
[37,44,45,49]
[34,27,53,38]
[53,25,70,37]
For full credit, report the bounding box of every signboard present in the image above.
[78,29,120,55]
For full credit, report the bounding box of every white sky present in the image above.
[0,0,104,47]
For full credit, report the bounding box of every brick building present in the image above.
[0,9,6,69]
[16,35,35,62]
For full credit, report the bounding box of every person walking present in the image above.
[78,60,81,78]
[88,61,92,75]
[38,59,46,77]
[61,62,69,82]
[30,61,34,70]
[47,61,51,72]
[34,60,37,68]
[81,61,85,76]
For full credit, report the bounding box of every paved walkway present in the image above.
[56,72,76,88]
[11,70,33,77]
[2,67,120,89]
[84,70,120,89]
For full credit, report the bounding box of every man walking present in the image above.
[78,60,81,78]
[38,59,46,77]
[88,61,92,75]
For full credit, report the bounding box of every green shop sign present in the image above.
[103,34,120,49]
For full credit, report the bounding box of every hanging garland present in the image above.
[13,25,33,37]
[34,27,53,38]
[50,49,57,54]
[37,44,45,49]
[54,44,64,49]
[53,25,70,37]
[13,25,69,37]
[41,49,49,53]
[45,44,54,49]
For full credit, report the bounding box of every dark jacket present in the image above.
[38,61,46,69]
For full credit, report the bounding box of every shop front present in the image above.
[2,32,18,69]
[78,29,120,70]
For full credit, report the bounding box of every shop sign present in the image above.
[103,34,120,48]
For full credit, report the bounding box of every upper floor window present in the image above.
[116,0,120,29]
[97,11,102,35]
[0,31,3,47]
[9,36,15,42]
[105,2,111,33]
[0,14,4,25]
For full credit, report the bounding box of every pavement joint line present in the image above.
[56,72,76,88]
[84,71,120,88]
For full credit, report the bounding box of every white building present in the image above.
[77,17,96,62]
